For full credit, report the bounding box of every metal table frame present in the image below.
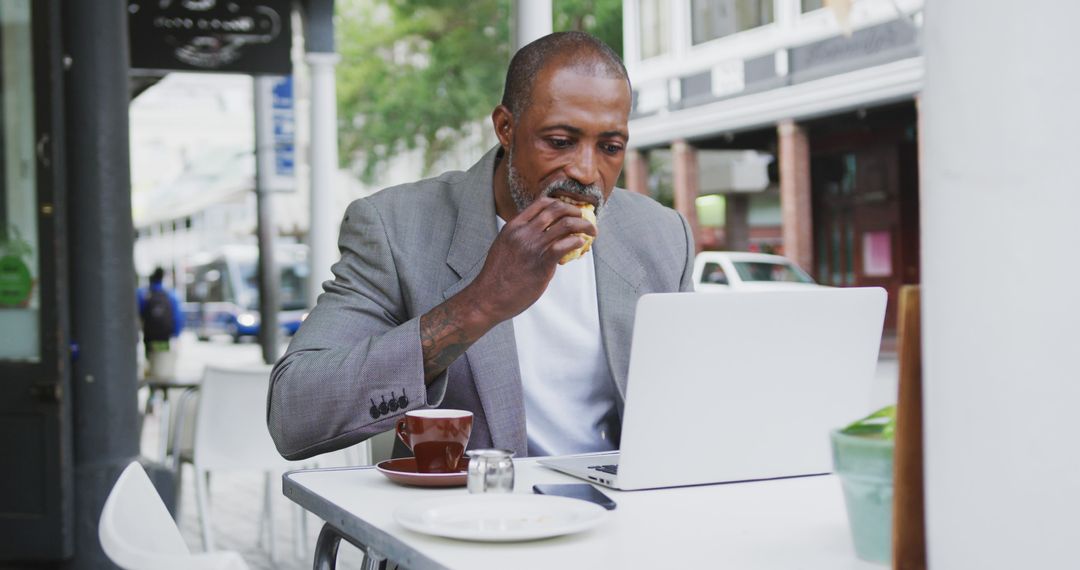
[286,466,445,570]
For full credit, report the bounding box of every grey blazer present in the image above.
[267,147,695,460]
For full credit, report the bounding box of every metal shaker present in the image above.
[465,449,515,493]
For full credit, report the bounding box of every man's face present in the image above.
[504,65,631,216]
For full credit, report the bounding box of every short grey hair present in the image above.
[500,31,630,119]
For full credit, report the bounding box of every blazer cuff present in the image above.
[399,315,449,408]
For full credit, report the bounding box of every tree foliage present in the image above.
[335,0,623,181]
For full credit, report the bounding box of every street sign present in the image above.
[255,76,295,192]
[271,77,295,184]
[128,0,292,75]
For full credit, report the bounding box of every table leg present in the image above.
[157,390,172,462]
[139,385,155,437]
[361,548,386,570]
[313,522,388,570]
[313,523,341,570]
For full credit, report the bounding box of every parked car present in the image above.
[693,251,822,292]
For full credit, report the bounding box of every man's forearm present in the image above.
[420,287,500,383]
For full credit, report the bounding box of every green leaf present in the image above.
[841,405,897,439]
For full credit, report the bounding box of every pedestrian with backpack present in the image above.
[137,267,184,359]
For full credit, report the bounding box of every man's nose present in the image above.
[564,145,599,187]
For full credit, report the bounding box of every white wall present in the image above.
[921,1,1080,568]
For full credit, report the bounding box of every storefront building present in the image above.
[622,0,923,328]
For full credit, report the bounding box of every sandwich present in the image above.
[556,196,597,265]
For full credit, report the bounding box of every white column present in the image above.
[622,0,640,72]
[513,0,552,50]
[306,52,341,307]
[921,2,1080,569]
[777,120,813,273]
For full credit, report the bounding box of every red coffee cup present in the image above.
[395,409,473,473]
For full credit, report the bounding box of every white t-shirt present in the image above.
[498,217,620,457]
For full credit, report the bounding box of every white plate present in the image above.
[394,494,607,542]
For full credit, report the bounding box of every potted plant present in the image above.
[831,405,896,564]
[0,224,36,308]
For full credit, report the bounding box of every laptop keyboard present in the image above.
[588,464,619,475]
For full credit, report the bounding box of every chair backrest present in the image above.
[193,364,294,471]
[166,388,198,462]
[99,462,190,565]
[100,462,251,570]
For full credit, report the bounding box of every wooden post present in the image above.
[893,285,926,570]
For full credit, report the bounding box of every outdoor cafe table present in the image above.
[283,457,882,570]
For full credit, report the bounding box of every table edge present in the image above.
[282,467,451,570]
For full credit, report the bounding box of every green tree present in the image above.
[335,0,623,181]
[553,0,623,56]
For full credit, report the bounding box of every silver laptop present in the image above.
[539,288,887,490]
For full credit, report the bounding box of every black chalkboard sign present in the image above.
[129,0,292,75]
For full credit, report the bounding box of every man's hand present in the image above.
[419,197,596,382]
[472,196,597,320]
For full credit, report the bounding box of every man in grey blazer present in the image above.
[268,32,694,461]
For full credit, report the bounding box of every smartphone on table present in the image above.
[532,483,617,510]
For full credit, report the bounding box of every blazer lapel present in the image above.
[446,147,501,280]
[443,147,527,453]
[592,191,646,407]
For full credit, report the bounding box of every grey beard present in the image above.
[506,145,605,215]
[507,146,532,214]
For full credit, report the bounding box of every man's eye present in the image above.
[548,138,572,149]
[602,143,624,155]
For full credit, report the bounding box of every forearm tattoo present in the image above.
[419,301,476,383]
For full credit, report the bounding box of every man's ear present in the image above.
[492,105,514,149]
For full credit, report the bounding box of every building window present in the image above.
[691,0,775,45]
[802,0,824,12]
[639,0,671,59]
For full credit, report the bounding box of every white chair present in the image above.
[189,364,305,557]
[99,461,249,570]
[173,364,373,561]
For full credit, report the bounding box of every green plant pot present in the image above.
[831,429,894,564]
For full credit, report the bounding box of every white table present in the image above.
[283,458,882,570]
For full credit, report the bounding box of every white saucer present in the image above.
[394,494,607,542]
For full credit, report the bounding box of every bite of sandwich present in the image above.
[555,195,597,265]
